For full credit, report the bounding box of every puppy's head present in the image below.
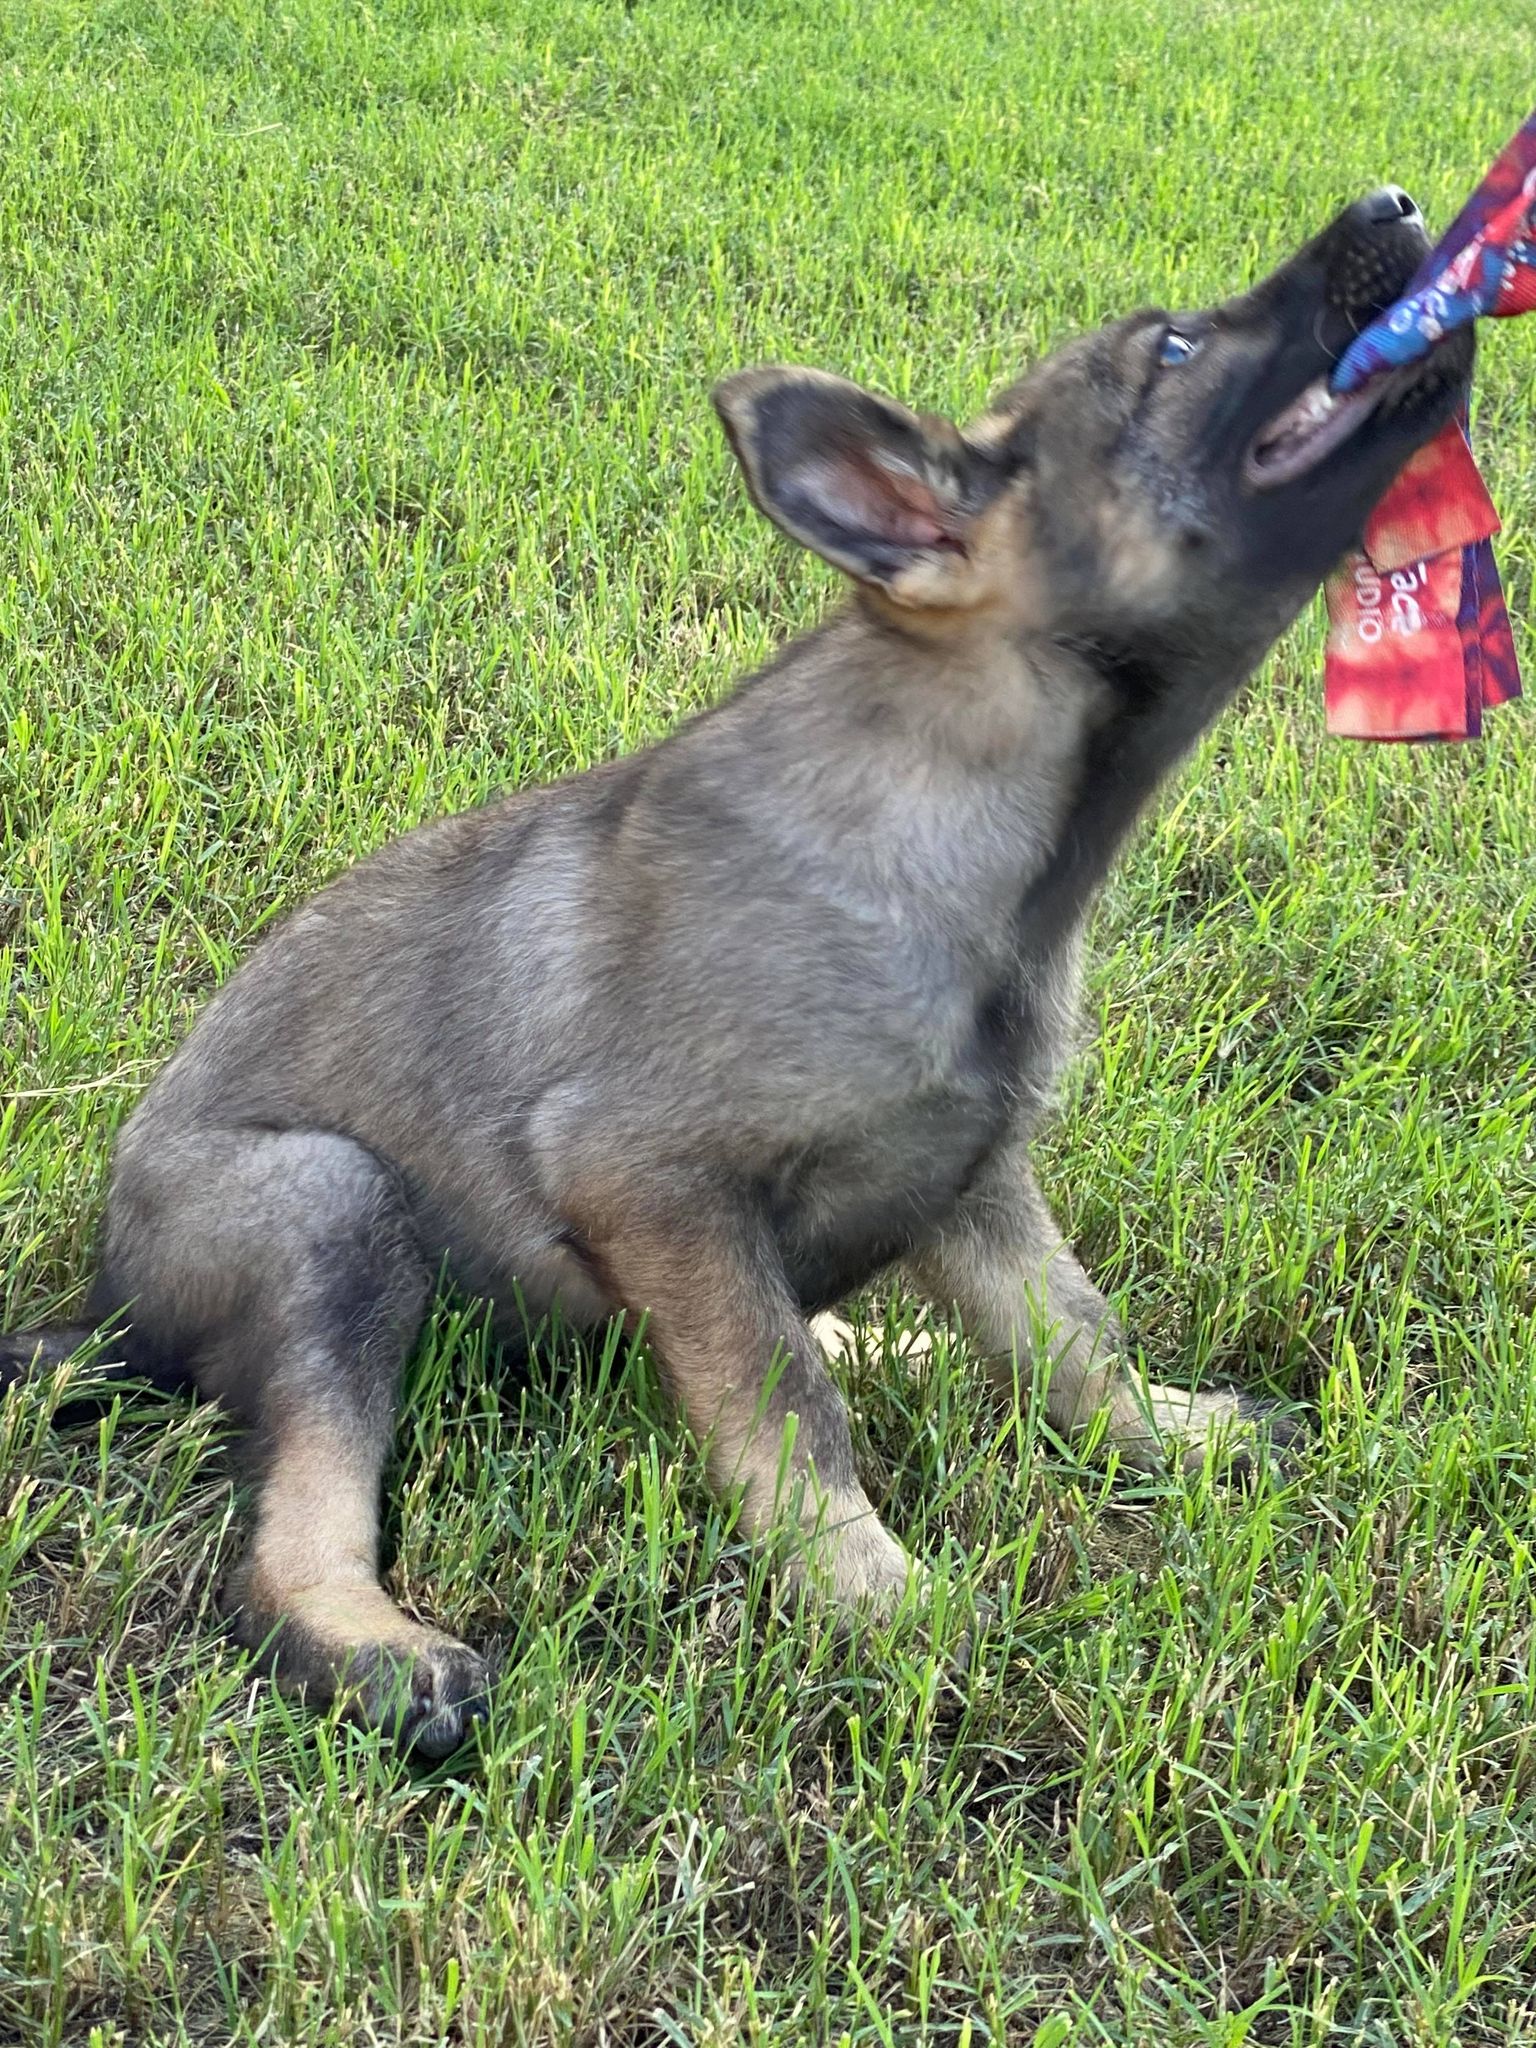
[715,189,1472,673]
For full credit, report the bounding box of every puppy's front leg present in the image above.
[577,1185,915,1612]
[910,1144,1264,1472]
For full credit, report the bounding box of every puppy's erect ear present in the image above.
[712,366,1007,608]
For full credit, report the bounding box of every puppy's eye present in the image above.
[1158,330,1201,367]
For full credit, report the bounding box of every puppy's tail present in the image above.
[0,1321,186,1407]
[1,1323,102,1386]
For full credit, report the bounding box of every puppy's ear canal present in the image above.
[712,367,1002,608]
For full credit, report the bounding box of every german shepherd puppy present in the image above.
[3,188,1469,1755]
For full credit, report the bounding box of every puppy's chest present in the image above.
[771,964,1068,1308]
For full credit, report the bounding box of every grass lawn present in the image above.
[3,0,1536,2040]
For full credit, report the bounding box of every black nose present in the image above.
[1362,185,1422,226]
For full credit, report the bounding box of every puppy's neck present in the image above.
[1013,631,1251,952]
[834,592,1096,776]
[823,594,1253,955]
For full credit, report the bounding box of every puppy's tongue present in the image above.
[1244,378,1382,488]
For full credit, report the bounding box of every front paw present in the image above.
[1114,1382,1305,1480]
[785,1487,926,1618]
[811,1308,933,1370]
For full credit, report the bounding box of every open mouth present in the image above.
[1244,325,1467,493]
[1243,377,1390,490]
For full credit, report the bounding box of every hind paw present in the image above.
[344,1637,493,1759]
[229,1573,492,1758]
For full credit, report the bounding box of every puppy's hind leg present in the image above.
[98,1125,491,1755]
[235,1401,491,1759]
